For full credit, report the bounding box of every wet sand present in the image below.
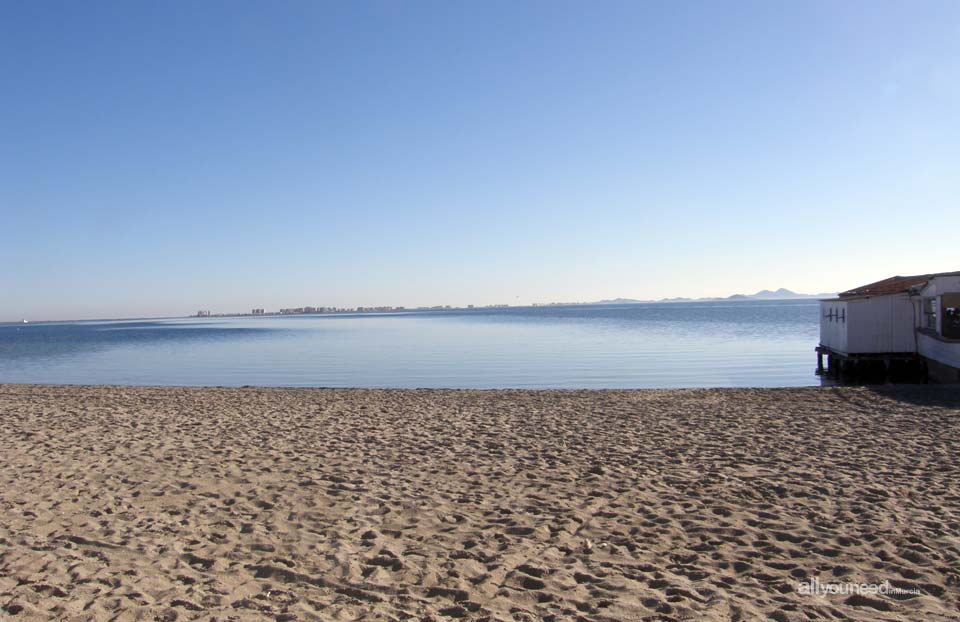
[0,384,958,621]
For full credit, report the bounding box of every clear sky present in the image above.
[2,1,959,320]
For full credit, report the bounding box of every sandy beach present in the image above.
[0,384,958,621]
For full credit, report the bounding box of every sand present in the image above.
[0,384,958,622]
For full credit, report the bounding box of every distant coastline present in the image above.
[3,289,830,324]
[192,288,833,319]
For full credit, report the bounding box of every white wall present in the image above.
[846,294,917,354]
[919,275,960,297]
[819,300,848,353]
[916,275,960,373]
[918,275,960,336]
[918,332,960,369]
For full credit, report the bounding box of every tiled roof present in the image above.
[839,271,960,298]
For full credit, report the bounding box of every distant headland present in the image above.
[592,288,835,305]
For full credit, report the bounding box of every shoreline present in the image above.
[1,381,942,391]
[1,384,957,621]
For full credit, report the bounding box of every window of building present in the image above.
[924,297,938,331]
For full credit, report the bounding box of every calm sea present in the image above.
[0,301,822,389]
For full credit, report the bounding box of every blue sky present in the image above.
[2,1,959,320]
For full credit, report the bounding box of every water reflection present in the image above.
[0,301,821,388]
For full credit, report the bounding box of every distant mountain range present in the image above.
[728,287,837,300]
[595,288,835,305]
